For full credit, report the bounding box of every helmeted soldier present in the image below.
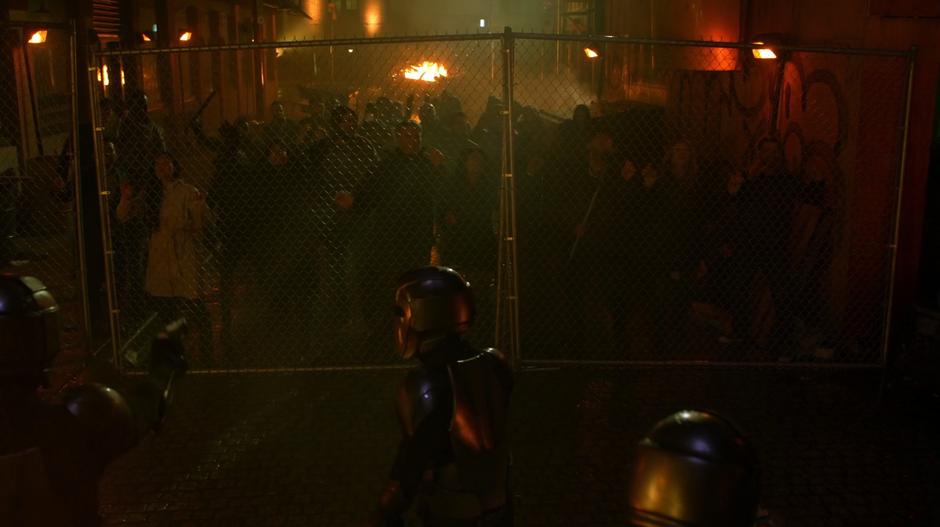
[626,410,761,527]
[0,274,186,526]
[370,266,513,527]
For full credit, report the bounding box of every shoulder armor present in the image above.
[396,367,450,437]
[482,347,506,362]
[61,383,138,457]
[481,348,513,392]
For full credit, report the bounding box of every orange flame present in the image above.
[402,61,448,83]
[28,30,47,44]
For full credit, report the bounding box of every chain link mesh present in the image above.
[511,37,909,364]
[1,25,86,370]
[96,37,504,370]
[94,34,909,370]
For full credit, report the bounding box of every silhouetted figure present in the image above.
[438,149,499,344]
[207,118,256,353]
[339,121,445,337]
[370,266,513,527]
[263,100,301,147]
[315,106,380,330]
[0,275,186,527]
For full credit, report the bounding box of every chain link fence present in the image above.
[2,23,88,371]
[512,35,912,365]
[92,32,911,370]
[94,35,505,370]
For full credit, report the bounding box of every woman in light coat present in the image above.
[122,152,211,358]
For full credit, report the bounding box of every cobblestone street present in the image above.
[99,366,940,526]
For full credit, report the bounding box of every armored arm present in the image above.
[369,368,451,526]
[63,320,187,468]
[484,348,514,393]
[129,318,188,432]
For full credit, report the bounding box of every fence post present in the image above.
[69,22,93,352]
[880,48,917,368]
[498,27,521,371]
[66,0,111,359]
[85,53,123,371]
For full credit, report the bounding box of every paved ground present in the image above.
[99,366,940,526]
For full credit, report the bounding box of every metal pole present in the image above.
[21,38,44,156]
[879,49,917,368]
[495,149,505,344]
[498,27,521,370]
[253,0,265,116]
[555,0,560,75]
[92,33,910,59]
[510,32,912,58]
[95,33,504,58]
[523,359,884,370]
[86,51,123,368]
[490,40,495,81]
[769,54,788,136]
[69,23,92,352]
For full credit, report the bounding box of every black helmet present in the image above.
[330,105,357,130]
[125,89,149,118]
[393,266,475,359]
[0,275,60,389]
[627,410,760,527]
[419,102,437,120]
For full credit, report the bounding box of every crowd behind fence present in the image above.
[90,33,913,370]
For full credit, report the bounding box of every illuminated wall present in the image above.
[363,0,383,36]
[387,0,496,35]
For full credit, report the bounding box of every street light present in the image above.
[751,42,777,60]
[178,31,192,42]
[749,34,790,137]
[584,46,599,59]
[28,30,47,44]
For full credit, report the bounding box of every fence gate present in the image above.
[91,31,912,372]
[2,21,89,377]
[92,34,506,371]
[510,34,913,366]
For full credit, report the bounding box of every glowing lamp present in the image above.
[141,33,152,42]
[178,31,192,42]
[751,42,777,60]
[583,47,599,59]
[28,30,47,44]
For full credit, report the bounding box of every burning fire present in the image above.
[402,61,448,82]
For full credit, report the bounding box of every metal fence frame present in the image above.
[2,20,91,355]
[89,29,915,372]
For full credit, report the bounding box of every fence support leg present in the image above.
[497,27,521,371]
[880,49,917,369]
